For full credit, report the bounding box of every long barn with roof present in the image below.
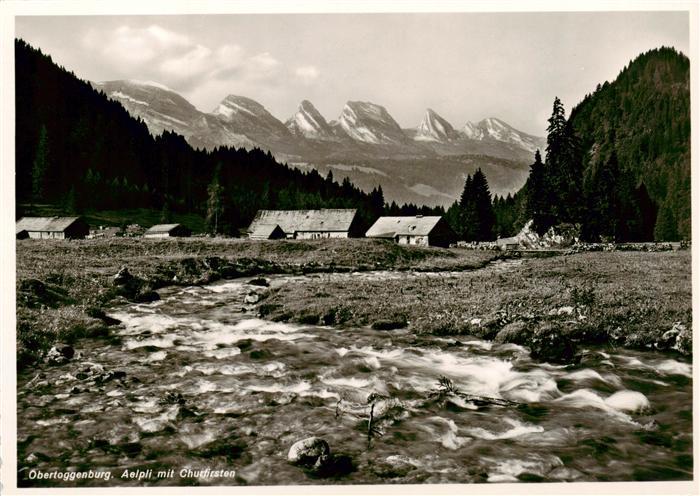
[143,223,192,238]
[247,209,361,239]
[15,216,89,239]
[365,215,456,247]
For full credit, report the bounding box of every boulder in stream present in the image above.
[372,455,419,478]
[371,315,408,331]
[112,266,159,302]
[494,320,530,345]
[112,267,134,286]
[85,307,121,326]
[287,437,330,466]
[287,437,355,478]
[249,277,270,287]
[529,324,579,364]
[46,344,75,365]
[134,290,160,303]
[659,322,692,355]
[244,292,261,304]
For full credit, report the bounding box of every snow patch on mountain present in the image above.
[480,118,543,153]
[213,96,261,119]
[409,183,454,199]
[462,117,544,154]
[286,100,335,140]
[127,79,174,92]
[327,163,388,177]
[157,114,189,127]
[110,91,150,107]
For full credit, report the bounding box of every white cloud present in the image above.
[86,24,191,68]
[83,24,319,111]
[159,44,212,77]
[143,25,191,47]
[295,65,320,84]
[216,44,245,63]
[250,52,279,70]
[246,52,281,82]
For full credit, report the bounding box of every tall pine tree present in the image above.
[542,97,583,231]
[524,149,549,233]
[31,124,49,208]
[205,164,225,235]
[459,169,495,241]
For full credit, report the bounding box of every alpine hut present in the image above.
[365,215,456,248]
[247,209,361,239]
[144,223,192,238]
[15,216,89,239]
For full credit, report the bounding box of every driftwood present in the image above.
[366,392,387,449]
[335,398,343,420]
[450,392,517,407]
[367,402,375,449]
[429,375,519,407]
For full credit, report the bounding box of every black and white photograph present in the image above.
[0,1,696,494]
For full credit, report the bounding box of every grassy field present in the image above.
[261,251,692,361]
[15,238,497,368]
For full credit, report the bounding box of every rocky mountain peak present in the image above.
[338,101,407,145]
[286,100,335,140]
[415,108,459,142]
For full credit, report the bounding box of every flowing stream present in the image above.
[17,268,693,486]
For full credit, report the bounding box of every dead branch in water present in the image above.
[366,392,387,449]
[430,375,518,407]
[335,397,343,420]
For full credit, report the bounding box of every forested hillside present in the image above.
[497,47,690,242]
[570,46,690,241]
[14,39,389,234]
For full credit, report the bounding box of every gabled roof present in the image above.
[250,223,285,239]
[144,223,182,234]
[366,216,443,238]
[16,216,83,232]
[248,209,357,234]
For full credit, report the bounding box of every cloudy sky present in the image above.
[15,11,688,136]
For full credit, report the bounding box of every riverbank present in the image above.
[16,276,693,485]
[260,251,692,362]
[16,238,498,368]
[16,238,691,368]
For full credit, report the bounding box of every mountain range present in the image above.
[94,79,544,162]
[92,80,543,205]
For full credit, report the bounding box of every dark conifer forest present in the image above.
[484,47,690,242]
[15,39,402,234]
[571,47,690,241]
